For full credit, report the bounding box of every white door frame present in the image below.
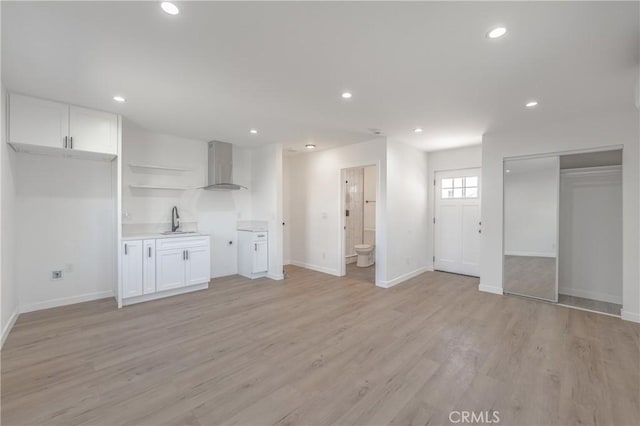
[432,167,482,277]
[339,163,381,285]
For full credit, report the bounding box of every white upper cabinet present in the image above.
[8,93,70,149]
[7,93,118,159]
[69,105,118,155]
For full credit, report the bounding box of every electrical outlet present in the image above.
[51,270,63,281]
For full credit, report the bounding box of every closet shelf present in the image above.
[129,163,193,172]
[129,184,193,191]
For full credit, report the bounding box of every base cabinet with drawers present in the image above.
[122,236,210,304]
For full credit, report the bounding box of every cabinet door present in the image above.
[143,240,156,295]
[8,93,69,149]
[122,241,143,298]
[156,249,185,292]
[69,106,118,155]
[252,241,268,273]
[185,246,211,286]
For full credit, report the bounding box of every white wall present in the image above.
[250,144,284,280]
[559,167,622,304]
[384,140,430,286]
[504,160,558,257]
[426,145,482,267]
[121,121,253,278]
[1,82,20,345]
[287,138,387,282]
[15,154,115,312]
[480,110,639,322]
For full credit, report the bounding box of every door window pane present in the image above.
[440,175,479,199]
[465,187,478,198]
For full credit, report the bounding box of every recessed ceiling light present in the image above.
[113,96,126,103]
[305,144,316,149]
[161,2,180,15]
[487,27,507,39]
[505,169,511,173]
[249,129,258,134]
[341,92,352,99]
[525,101,539,108]
[414,127,423,133]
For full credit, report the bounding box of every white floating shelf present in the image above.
[129,163,193,172]
[129,184,193,191]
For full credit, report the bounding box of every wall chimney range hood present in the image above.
[202,141,247,191]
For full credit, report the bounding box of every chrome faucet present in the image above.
[171,206,180,232]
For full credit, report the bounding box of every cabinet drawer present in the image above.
[156,236,210,251]
[252,233,268,242]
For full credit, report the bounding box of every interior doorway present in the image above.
[433,168,481,277]
[341,165,377,284]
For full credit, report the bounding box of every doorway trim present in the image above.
[339,163,381,285]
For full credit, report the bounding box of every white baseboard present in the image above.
[267,272,284,280]
[346,255,357,265]
[479,283,503,295]
[20,290,114,314]
[1,308,19,348]
[377,266,430,289]
[289,260,340,277]
[558,287,622,305]
[621,310,640,323]
[504,251,556,258]
[123,283,207,306]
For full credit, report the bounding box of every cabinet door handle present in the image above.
[69,136,73,149]
[148,247,152,257]
[124,244,128,255]
[64,136,68,149]
[182,250,185,260]
[254,243,257,251]
[186,250,189,260]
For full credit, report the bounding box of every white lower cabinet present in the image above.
[238,231,269,279]
[185,245,212,286]
[122,236,210,303]
[122,240,143,298]
[142,240,156,295]
[156,248,186,292]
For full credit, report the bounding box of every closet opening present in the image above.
[502,148,623,317]
[557,150,623,315]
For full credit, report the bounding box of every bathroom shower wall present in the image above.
[345,168,364,259]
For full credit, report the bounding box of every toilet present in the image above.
[354,244,375,267]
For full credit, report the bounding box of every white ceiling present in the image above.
[2,1,638,153]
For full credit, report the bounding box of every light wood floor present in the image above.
[2,266,639,425]
[346,262,375,284]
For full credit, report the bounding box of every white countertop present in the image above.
[237,220,268,232]
[121,232,209,241]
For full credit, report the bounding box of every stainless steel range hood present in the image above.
[202,141,247,191]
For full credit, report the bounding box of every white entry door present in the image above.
[434,168,481,277]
